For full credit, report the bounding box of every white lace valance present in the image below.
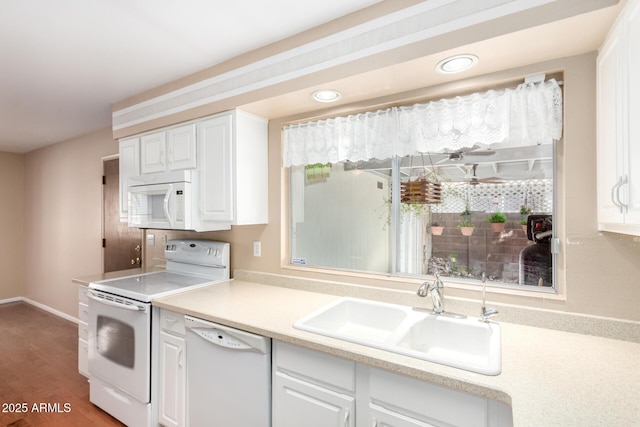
[282,79,562,167]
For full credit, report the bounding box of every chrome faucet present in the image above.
[417,272,444,314]
[480,273,498,322]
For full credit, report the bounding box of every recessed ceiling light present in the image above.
[311,89,342,103]
[436,54,478,74]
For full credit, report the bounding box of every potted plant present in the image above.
[486,211,507,232]
[430,222,444,236]
[460,204,472,223]
[520,205,532,233]
[457,220,475,236]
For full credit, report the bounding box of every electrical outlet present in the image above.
[146,234,155,246]
[253,241,262,257]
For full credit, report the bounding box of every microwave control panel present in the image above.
[176,190,185,222]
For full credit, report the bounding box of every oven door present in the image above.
[87,290,151,403]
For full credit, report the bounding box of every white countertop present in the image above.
[152,279,640,426]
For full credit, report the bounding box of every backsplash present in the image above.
[234,269,640,344]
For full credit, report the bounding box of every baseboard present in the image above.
[0,297,79,324]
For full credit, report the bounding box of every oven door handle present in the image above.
[87,291,146,312]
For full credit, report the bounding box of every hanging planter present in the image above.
[460,226,475,236]
[399,153,442,205]
[400,178,442,204]
[520,205,531,235]
[486,212,507,233]
[430,224,444,235]
[458,221,474,236]
[490,222,506,232]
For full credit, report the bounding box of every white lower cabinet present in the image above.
[273,341,355,427]
[364,367,512,427]
[274,373,355,427]
[272,341,512,427]
[77,285,89,377]
[157,310,186,427]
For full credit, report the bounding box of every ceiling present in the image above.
[0,0,379,153]
[0,0,623,154]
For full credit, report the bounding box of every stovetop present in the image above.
[89,271,223,302]
[89,239,230,302]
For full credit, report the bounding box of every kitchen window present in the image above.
[285,78,561,290]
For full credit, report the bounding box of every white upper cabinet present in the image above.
[167,124,197,171]
[140,124,197,174]
[118,109,268,229]
[197,110,268,226]
[597,0,640,235]
[140,132,167,174]
[197,114,233,222]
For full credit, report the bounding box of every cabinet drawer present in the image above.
[274,341,355,393]
[368,367,489,426]
[78,285,88,305]
[78,302,89,323]
[79,321,88,341]
[160,309,185,336]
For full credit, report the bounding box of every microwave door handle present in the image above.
[164,184,174,228]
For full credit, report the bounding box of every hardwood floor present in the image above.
[0,302,124,427]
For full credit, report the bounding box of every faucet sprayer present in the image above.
[481,272,498,322]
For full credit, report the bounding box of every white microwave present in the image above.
[128,171,194,230]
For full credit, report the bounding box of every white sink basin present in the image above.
[294,297,501,375]
[395,312,501,375]
[292,297,410,345]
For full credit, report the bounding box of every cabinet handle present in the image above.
[617,175,629,213]
[611,177,624,213]
[343,408,350,427]
[178,347,183,368]
[371,417,377,427]
[611,177,622,209]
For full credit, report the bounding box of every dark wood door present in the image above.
[103,158,142,273]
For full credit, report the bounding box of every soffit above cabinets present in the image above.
[112,0,622,137]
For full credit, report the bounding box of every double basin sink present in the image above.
[294,297,501,375]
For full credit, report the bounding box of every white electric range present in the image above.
[87,239,230,427]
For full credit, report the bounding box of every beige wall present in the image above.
[23,128,117,317]
[145,52,640,322]
[14,54,637,322]
[0,152,25,300]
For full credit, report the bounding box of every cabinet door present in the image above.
[197,114,234,222]
[158,331,185,427]
[273,372,354,427]
[625,0,640,225]
[119,138,140,221]
[167,124,197,171]
[597,26,625,225]
[141,132,167,174]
